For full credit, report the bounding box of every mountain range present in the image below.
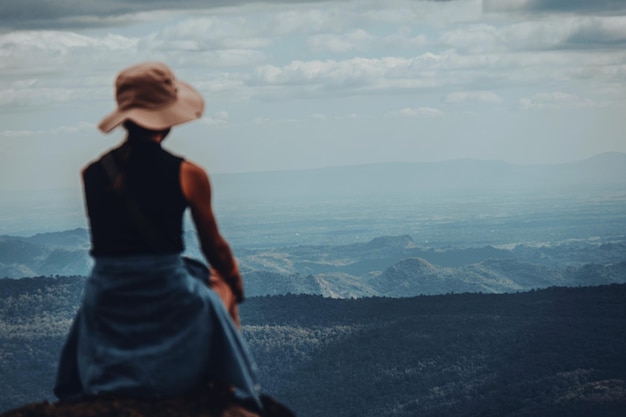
[2,230,625,298]
[1,152,625,294]
[211,152,626,201]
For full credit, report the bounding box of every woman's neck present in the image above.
[127,133,164,145]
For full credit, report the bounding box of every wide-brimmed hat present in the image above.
[98,62,204,133]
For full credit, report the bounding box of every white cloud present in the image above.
[439,16,626,53]
[0,121,93,138]
[246,48,626,101]
[0,30,140,78]
[392,107,444,118]
[3,4,624,111]
[483,0,626,15]
[3,23,625,110]
[251,116,298,126]
[51,121,95,134]
[360,0,483,25]
[446,90,503,104]
[307,29,375,53]
[0,86,91,107]
[383,28,430,50]
[0,30,138,56]
[0,129,38,138]
[439,24,501,53]
[519,92,599,110]
[310,112,360,121]
[251,55,449,90]
[200,111,230,127]
[12,79,38,88]
[565,16,626,45]
[158,16,273,50]
[268,8,345,36]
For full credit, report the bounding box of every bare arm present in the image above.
[180,160,244,302]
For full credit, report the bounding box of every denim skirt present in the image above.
[54,254,261,406]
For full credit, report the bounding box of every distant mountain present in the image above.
[238,235,516,277]
[212,152,626,200]
[0,229,92,278]
[367,257,543,297]
[369,257,465,296]
[572,261,626,286]
[26,228,90,250]
[1,231,625,297]
[236,235,626,297]
[463,258,567,289]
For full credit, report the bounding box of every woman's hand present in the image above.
[209,268,241,327]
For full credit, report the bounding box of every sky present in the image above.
[1,0,626,190]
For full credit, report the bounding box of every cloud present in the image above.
[0,84,93,107]
[0,26,265,107]
[0,0,470,30]
[439,16,626,52]
[0,30,138,55]
[200,111,230,127]
[519,91,599,110]
[308,27,433,54]
[247,46,626,102]
[159,16,273,50]
[0,1,247,30]
[250,54,458,93]
[0,121,93,138]
[1,1,624,122]
[484,0,626,15]
[309,112,359,121]
[564,16,626,47]
[445,90,503,103]
[307,29,375,53]
[11,79,39,89]
[251,116,298,126]
[0,30,141,78]
[0,0,346,30]
[391,107,444,118]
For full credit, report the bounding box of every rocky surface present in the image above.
[0,390,294,417]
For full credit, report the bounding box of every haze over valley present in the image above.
[1,154,625,298]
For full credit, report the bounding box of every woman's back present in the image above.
[83,139,187,256]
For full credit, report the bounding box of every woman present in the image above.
[54,62,261,409]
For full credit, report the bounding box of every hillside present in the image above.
[2,231,625,298]
[1,277,625,417]
[212,152,626,200]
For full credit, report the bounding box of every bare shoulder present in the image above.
[180,160,212,201]
[181,160,211,182]
[181,159,205,175]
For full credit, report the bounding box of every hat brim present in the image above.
[98,80,204,133]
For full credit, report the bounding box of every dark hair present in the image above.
[108,121,170,194]
[122,120,170,139]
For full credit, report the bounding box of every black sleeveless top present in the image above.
[83,139,188,256]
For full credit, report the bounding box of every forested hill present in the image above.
[1,276,625,417]
[3,230,626,298]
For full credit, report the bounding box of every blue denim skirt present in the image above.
[54,254,261,406]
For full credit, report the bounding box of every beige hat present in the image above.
[98,62,204,133]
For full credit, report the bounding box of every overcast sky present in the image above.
[1,0,626,190]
